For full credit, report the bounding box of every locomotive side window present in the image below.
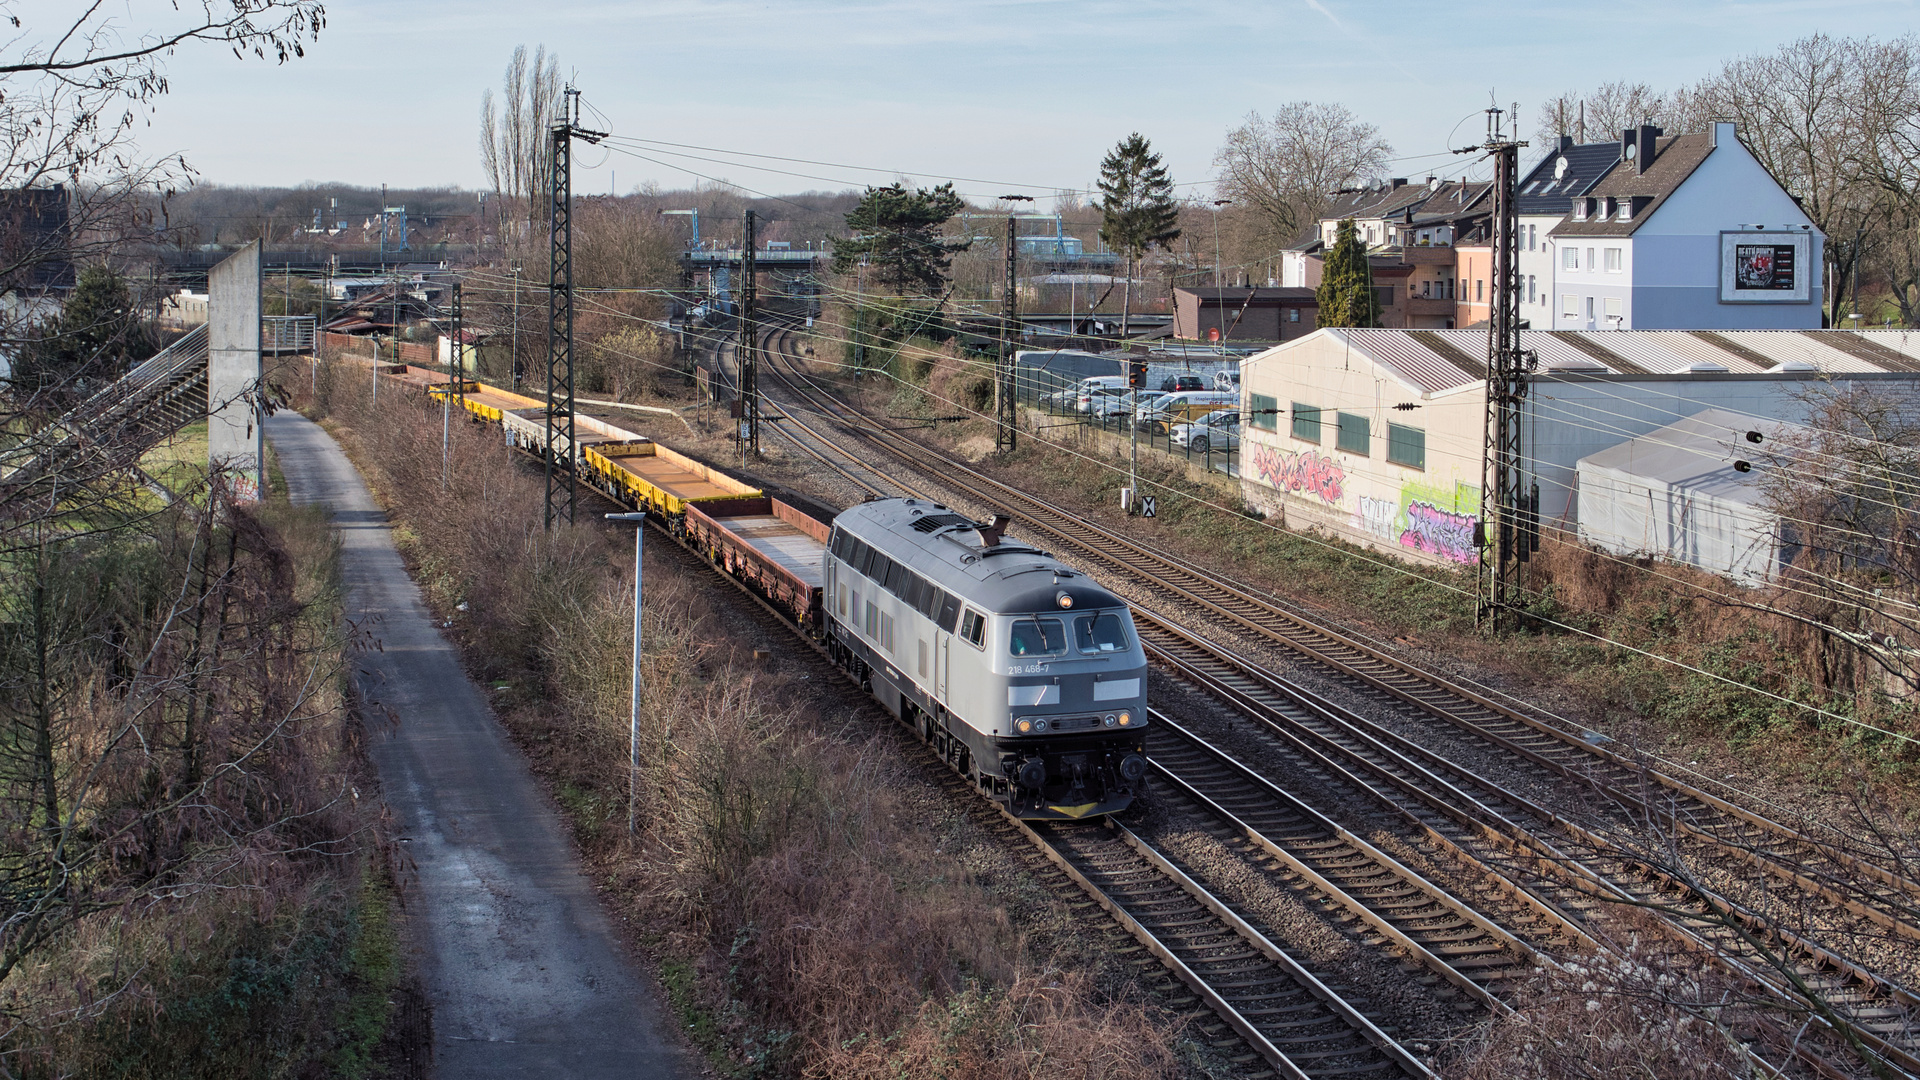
[865,601,878,639]
[1009,617,1067,657]
[1074,612,1130,654]
[881,613,896,653]
[936,593,962,633]
[960,609,986,649]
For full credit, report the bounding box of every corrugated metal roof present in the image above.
[1324,329,1480,393]
[1251,328,1920,398]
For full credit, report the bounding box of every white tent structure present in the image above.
[1575,408,1806,585]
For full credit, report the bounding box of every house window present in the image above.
[1528,224,1537,250]
[1291,403,1321,443]
[1527,275,1537,303]
[1604,247,1622,272]
[1387,423,1426,470]
[1586,248,1596,271]
[1619,199,1635,221]
[1605,297,1624,320]
[1287,307,1300,322]
[1251,393,1279,431]
[1476,279,1485,302]
[1586,296,1596,324]
[1335,412,1369,456]
[1574,200,1587,220]
[1562,294,1580,318]
[1563,247,1578,270]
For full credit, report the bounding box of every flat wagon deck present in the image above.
[685,497,830,628]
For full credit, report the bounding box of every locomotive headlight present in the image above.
[1056,590,1073,609]
[1117,711,1133,727]
[1033,719,1048,732]
[1016,718,1033,734]
[1104,714,1117,727]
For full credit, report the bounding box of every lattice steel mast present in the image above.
[1469,106,1533,629]
[997,214,1019,453]
[546,86,606,530]
[741,210,759,457]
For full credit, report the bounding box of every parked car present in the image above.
[1070,375,1130,413]
[1077,385,1132,414]
[1094,389,1165,419]
[1159,373,1206,393]
[1138,390,1238,434]
[1170,409,1241,453]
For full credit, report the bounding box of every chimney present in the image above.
[1391,177,1408,188]
[1558,134,1574,152]
[1637,124,1663,173]
[977,513,1012,547]
[1711,120,1736,149]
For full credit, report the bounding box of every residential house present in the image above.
[1516,135,1622,325]
[1543,123,1822,329]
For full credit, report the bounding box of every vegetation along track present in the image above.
[748,322,1920,1074]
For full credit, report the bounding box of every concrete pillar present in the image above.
[208,241,263,501]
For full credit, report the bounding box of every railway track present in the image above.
[744,322,1920,1075]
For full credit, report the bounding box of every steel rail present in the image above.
[1146,711,1554,1011]
[1023,816,1433,1079]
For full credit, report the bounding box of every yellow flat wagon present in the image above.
[582,441,760,516]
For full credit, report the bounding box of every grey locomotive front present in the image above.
[823,498,1148,819]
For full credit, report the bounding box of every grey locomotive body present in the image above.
[822,498,1148,818]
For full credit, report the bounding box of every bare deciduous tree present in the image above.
[1212,102,1391,252]
[479,44,562,241]
[1534,81,1669,145]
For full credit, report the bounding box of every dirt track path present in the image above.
[267,411,694,1079]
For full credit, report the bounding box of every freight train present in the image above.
[420,370,1148,817]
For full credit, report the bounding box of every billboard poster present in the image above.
[1720,231,1813,303]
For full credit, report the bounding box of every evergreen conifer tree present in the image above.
[1315,218,1382,328]
[831,182,969,298]
[1096,134,1181,340]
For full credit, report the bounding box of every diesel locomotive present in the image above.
[823,498,1148,818]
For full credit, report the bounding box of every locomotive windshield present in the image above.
[1009,617,1067,657]
[1074,612,1130,654]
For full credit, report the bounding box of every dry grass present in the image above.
[302,361,1187,1078]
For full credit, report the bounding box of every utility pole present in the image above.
[1466,105,1532,630]
[1211,199,1231,290]
[997,196,1032,454]
[741,209,759,457]
[545,85,607,531]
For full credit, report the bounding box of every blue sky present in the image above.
[125,0,1913,201]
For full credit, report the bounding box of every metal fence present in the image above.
[1018,366,1240,479]
[264,315,317,354]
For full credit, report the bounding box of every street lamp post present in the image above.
[605,511,647,838]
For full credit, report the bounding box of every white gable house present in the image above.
[1547,122,1822,330]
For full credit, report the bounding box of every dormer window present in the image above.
[1619,200,1634,221]
[1573,198,1588,221]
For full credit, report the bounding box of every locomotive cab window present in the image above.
[1009,617,1067,657]
[1074,612,1130,654]
[960,609,986,649]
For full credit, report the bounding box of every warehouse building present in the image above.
[1236,327,1920,573]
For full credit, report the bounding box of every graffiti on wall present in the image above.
[1400,501,1478,564]
[1249,444,1345,505]
[1354,495,1397,540]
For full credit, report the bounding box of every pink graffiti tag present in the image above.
[1250,445,1345,505]
[1399,500,1478,564]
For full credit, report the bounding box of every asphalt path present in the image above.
[267,411,693,1079]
